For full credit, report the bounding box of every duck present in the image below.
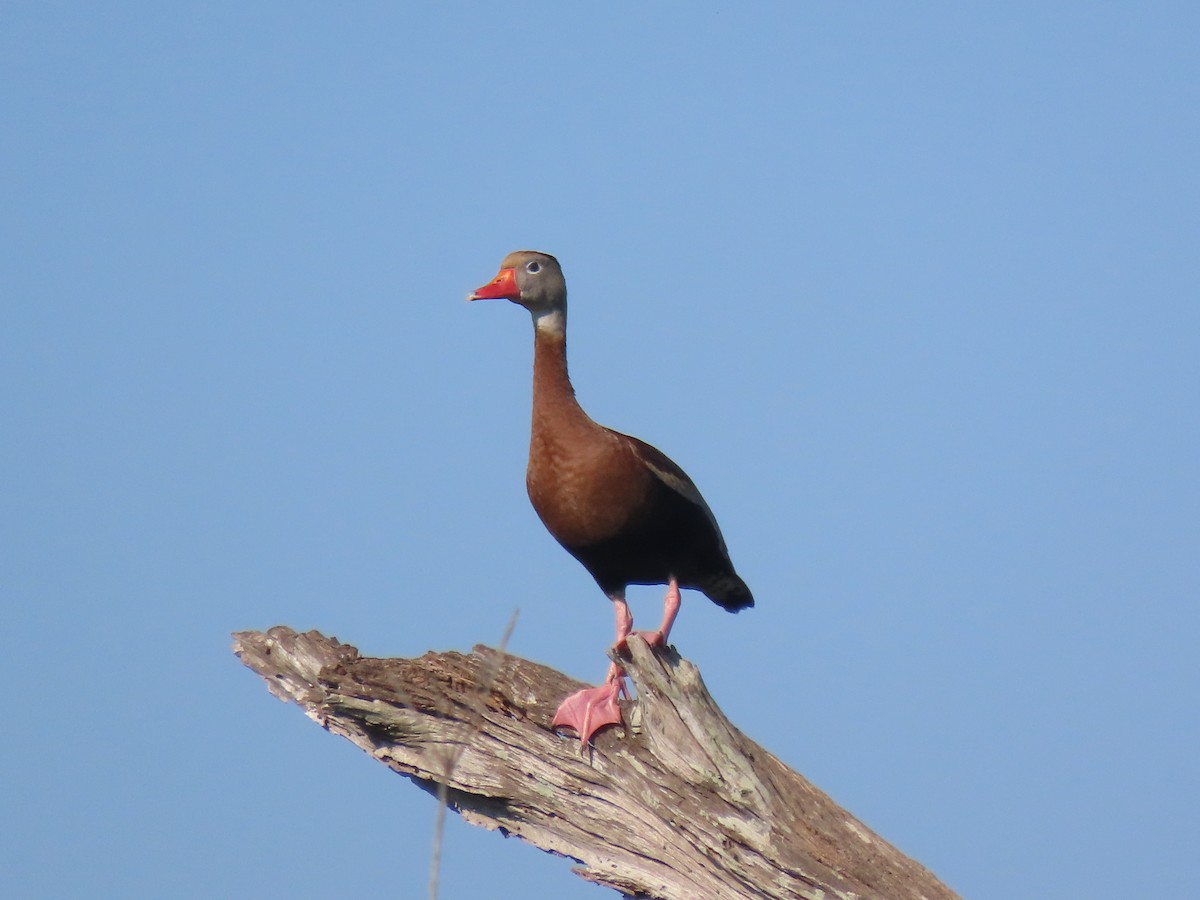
[469,250,753,745]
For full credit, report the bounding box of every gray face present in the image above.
[503,251,567,314]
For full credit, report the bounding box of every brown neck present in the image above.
[531,323,595,443]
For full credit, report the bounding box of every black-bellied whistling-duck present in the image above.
[469,250,753,745]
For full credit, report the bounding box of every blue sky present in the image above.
[3,3,1197,897]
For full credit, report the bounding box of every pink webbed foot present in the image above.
[615,631,666,653]
[552,678,627,746]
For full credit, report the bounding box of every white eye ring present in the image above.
[526,261,541,273]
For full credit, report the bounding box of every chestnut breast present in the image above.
[527,421,655,550]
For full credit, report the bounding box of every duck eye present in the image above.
[526,261,541,274]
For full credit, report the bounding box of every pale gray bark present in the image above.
[233,627,959,900]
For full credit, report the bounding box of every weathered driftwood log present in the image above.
[233,626,958,900]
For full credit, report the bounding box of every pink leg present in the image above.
[633,576,681,648]
[611,594,633,650]
[552,592,632,746]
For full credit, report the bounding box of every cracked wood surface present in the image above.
[233,626,959,900]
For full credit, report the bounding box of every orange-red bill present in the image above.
[469,267,519,301]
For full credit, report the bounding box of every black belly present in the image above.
[560,477,735,599]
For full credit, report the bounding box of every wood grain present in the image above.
[233,627,959,900]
